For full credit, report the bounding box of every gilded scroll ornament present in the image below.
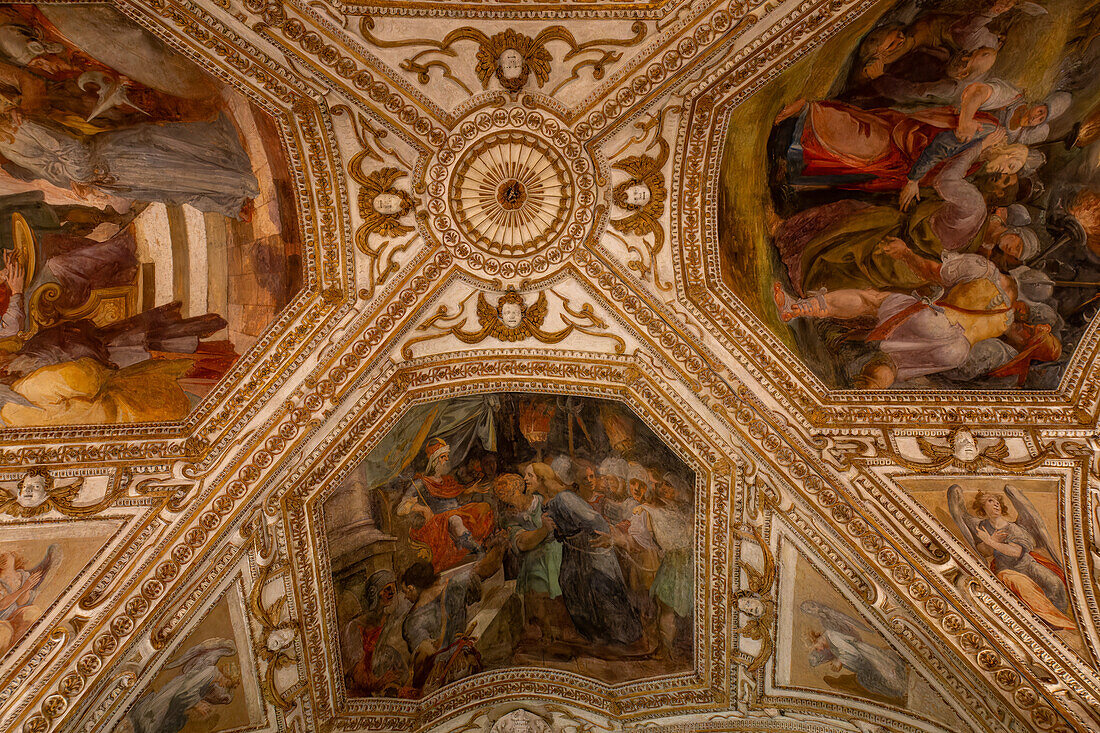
[732,525,776,673]
[401,287,626,358]
[336,105,419,296]
[359,21,646,96]
[609,109,674,288]
[248,517,298,710]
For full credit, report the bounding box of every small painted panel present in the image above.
[901,476,1079,642]
[777,544,966,728]
[112,588,263,733]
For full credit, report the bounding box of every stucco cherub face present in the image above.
[16,474,48,508]
[372,192,405,216]
[498,48,525,81]
[500,302,523,329]
[737,597,765,617]
[623,182,652,207]
[266,627,296,652]
[952,430,980,462]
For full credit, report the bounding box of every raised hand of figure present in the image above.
[1,251,24,294]
[981,127,1008,151]
[991,0,1018,14]
[877,236,910,260]
[956,117,980,143]
[899,180,921,211]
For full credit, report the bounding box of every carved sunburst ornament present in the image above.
[451,132,571,257]
[428,106,598,278]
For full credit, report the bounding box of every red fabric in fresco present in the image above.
[797,101,993,192]
[410,503,495,573]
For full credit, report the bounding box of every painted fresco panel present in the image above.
[0,4,301,427]
[324,393,697,698]
[721,0,1100,390]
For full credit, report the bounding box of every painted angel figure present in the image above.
[0,543,59,654]
[947,484,1074,629]
[800,600,908,701]
[125,638,240,733]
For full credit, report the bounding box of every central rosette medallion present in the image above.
[452,131,570,256]
[426,106,599,278]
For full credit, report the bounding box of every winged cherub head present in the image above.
[481,287,547,341]
[16,468,53,508]
[475,30,552,94]
[355,167,415,245]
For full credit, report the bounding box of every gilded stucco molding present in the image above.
[5,0,1100,732]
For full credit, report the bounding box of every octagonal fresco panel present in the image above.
[0,3,301,427]
[720,0,1100,390]
[324,393,696,699]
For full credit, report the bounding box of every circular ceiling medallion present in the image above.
[451,131,571,257]
[425,105,599,279]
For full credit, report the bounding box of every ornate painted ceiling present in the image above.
[1,1,1100,732]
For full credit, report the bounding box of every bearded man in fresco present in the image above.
[397,437,496,573]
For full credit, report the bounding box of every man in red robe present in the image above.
[397,438,495,573]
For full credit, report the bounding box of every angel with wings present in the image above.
[947,484,1074,629]
[800,600,908,702]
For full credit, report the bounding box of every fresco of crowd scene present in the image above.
[723,0,1100,389]
[327,394,696,699]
